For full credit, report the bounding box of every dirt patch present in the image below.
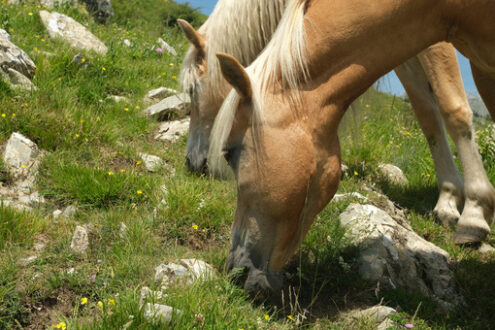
[24,287,77,329]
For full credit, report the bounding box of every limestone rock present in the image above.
[377,163,408,186]
[70,225,89,253]
[0,68,36,91]
[63,205,77,218]
[0,29,36,79]
[155,118,190,142]
[143,303,179,323]
[53,209,63,218]
[39,10,108,55]
[145,93,191,120]
[19,255,38,265]
[106,95,128,103]
[145,87,178,102]
[123,39,131,47]
[139,286,165,307]
[479,243,495,254]
[348,306,396,324]
[138,153,164,172]
[154,259,215,288]
[3,132,40,181]
[333,192,368,203]
[340,203,463,309]
[157,38,177,56]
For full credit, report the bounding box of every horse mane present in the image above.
[208,0,309,171]
[179,0,287,96]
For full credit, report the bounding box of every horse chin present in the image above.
[185,152,208,174]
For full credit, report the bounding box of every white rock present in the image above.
[154,259,215,288]
[143,303,179,323]
[0,68,36,91]
[123,39,131,47]
[0,29,36,79]
[107,95,128,103]
[479,243,495,254]
[3,132,40,179]
[67,267,75,274]
[146,93,191,120]
[348,306,396,324]
[377,318,397,330]
[155,118,190,142]
[340,203,463,309]
[157,38,177,56]
[145,87,179,101]
[70,225,89,253]
[19,255,38,265]
[17,191,45,206]
[63,205,77,218]
[39,11,108,55]
[333,192,368,202]
[139,153,164,172]
[377,163,409,186]
[139,286,165,307]
[53,209,63,218]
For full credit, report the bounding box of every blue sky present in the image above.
[176,0,478,96]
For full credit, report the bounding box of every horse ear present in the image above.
[216,52,252,99]
[177,19,206,55]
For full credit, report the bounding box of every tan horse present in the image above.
[179,0,489,230]
[209,0,495,293]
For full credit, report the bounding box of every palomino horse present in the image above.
[208,0,495,292]
[178,0,490,231]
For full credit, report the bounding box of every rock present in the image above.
[377,163,409,186]
[19,255,38,265]
[143,303,179,323]
[53,209,63,218]
[154,259,215,289]
[333,192,368,203]
[123,39,131,47]
[119,222,128,238]
[155,118,190,142]
[377,318,397,330]
[70,225,89,253]
[144,87,178,102]
[39,11,108,55]
[139,153,164,172]
[106,95,128,103]
[3,132,40,180]
[139,286,165,307]
[157,38,177,56]
[79,0,114,24]
[0,29,36,79]
[67,267,75,274]
[17,191,45,206]
[0,68,36,91]
[479,243,495,254]
[63,205,78,218]
[348,306,396,324]
[340,203,463,309]
[71,53,88,68]
[145,93,191,120]
[340,163,349,177]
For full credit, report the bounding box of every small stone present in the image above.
[145,93,191,120]
[53,209,63,218]
[341,163,349,176]
[157,38,177,56]
[3,132,40,180]
[139,153,164,172]
[123,39,131,47]
[145,87,179,101]
[71,53,88,68]
[479,243,495,254]
[143,303,179,323]
[67,267,75,274]
[19,255,38,265]
[106,95,128,103]
[333,192,368,203]
[154,259,216,288]
[70,225,89,253]
[155,118,190,142]
[63,205,77,218]
[348,306,396,324]
[377,163,409,186]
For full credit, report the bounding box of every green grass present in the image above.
[0,0,494,329]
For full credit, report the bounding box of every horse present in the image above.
[178,0,490,231]
[208,0,495,293]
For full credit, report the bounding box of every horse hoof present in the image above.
[453,227,488,245]
[433,208,459,228]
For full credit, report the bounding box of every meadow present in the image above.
[0,0,494,328]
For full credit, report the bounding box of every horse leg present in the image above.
[418,42,494,244]
[394,56,464,226]
[471,63,495,121]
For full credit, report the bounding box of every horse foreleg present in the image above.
[419,42,494,244]
[394,56,464,226]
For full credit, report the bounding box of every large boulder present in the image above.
[39,11,108,55]
[0,29,36,90]
[339,203,463,310]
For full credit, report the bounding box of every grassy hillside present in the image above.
[1,1,494,329]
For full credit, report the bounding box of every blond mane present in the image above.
[179,0,287,96]
[208,0,309,171]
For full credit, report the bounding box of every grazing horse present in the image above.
[178,0,490,231]
[208,0,495,293]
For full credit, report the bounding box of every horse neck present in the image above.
[297,0,452,117]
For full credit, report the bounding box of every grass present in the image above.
[0,0,494,329]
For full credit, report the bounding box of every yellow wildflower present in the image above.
[120,169,125,173]
[264,314,270,321]
[81,58,86,63]
[21,165,27,169]
[124,107,129,112]
[81,297,88,305]
[101,66,106,71]
[365,104,370,108]
[51,322,66,330]
[12,113,16,117]
[136,160,142,165]
[96,116,101,121]
[169,63,174,67]
[74,134,79,138]
[137,190,143,194]
[84,138,89,142]
[97,301,103,308]
[172,75,177,79]
[108,298,115,305]
[1,113,5,118]
[354,171,358,176]
[192,224,198,230]
[108,171,114,176]
[33,47,38,51]
[80,119,85,124]
[135,105,140,109]
[28,12,33,16]
[41,38,45,42]
[288,315,294,320]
